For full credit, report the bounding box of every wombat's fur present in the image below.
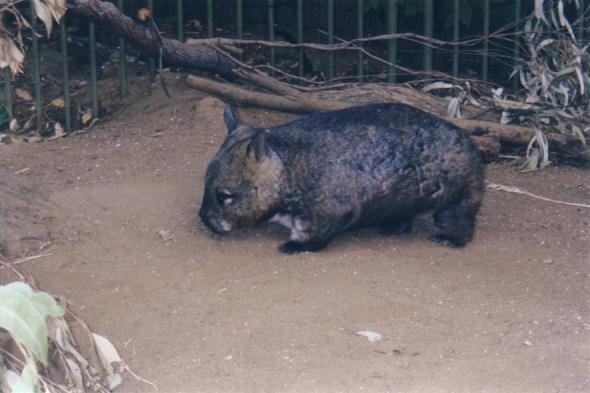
[200,103,484,254]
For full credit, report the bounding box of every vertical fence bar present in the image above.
[387,0,397,83]
[30,0,43,130]
[236,0,243,38]
[328,0,334,80]
[177,0,184,42]
[268,0,275,75]
[1,14,10,119]
[579,0,586,42]
[3,68,12,120]
[117,0,127,98]
[452,0,459,77]
[512,0,522,89]
[357,0,363,81]
[423,0,433,72]
[60,17,71,131]
[482,0,490,82]
[297,0,303,78]
[89,21,99,118]
[147,0,155,94]
[207,0,214,37]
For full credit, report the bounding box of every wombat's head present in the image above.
[199,105,285,235]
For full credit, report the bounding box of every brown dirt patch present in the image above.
[1,81,588,393]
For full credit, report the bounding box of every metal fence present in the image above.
[3,0,589,132]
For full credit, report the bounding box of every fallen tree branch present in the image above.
[186,75,347,113]
[186,75,589,162]
[66,0,238,78]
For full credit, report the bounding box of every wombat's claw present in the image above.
[278,241,327,255]
[428,235,465,248]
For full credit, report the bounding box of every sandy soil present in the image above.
[1,81,589,393]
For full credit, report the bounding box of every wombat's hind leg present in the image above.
[431,187,481,247]
[379,218,413,235]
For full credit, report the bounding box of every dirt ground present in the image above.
[1,80,589,393]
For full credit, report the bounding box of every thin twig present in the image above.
[12,249,54,265]
[487,182,590,208]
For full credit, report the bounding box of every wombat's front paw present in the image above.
[278,241,327,255]
[428,235,466,248]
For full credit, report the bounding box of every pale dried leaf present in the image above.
[557,0,575,40]
[81,111,92,124]
[521,129,550,171]
[0,35,24,75]
[421,82,457,92]
[106,373,123,390]
[571,124,586,147]
[50,97,65,108]
[33,0,66,37]
[92,333,123,376]
[574,66,584,95]
[9,118,19,132]
[64,358,84,390]
[535,0,549,25]
[33,1,54,36]
[15,88,32,101]
[536,39,554,51]
[446,96,462,118]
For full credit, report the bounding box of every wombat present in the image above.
[199,103,484,254]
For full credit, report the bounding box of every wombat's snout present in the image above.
[199,207,233,235]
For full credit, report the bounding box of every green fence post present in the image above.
[207,0,214,37]
[1,14,11,119]
[177,0,184,42]
[512,0,522,89]
[3,68,12,120]
[117,0,127,98]
[482,0,490,82]
[297,0,304,78]
[328,0,334,80]
[60,17,71,131]
[357,0,363,81]
[452,0,459,77]
[147,0,155,94]
[89,21,99,119]
[387,0,398,83]
[236,0,243,39]
[30,0,43,131]
[268,0,275,75]
[578,0,586,42]
[423,0,433,72]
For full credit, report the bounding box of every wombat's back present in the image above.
[266,103,483,221]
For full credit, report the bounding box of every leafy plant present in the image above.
[0,278,143,393]
[0,282,65,393]
[0,1,66,76]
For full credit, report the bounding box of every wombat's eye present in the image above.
[216,189,235,206]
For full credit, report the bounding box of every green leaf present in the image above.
[0,282,64,365]
[9,359,39,393]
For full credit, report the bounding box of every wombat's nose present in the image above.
[199,207,232,235]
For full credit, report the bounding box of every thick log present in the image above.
[66,0,238,78]
[186,75,349,113]
[186,75,589,161]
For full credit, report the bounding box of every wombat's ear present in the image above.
[246,131,269,162]
[224,105,239,134]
